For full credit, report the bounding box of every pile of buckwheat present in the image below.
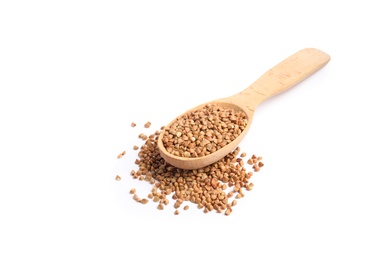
[116,112,263,216]
[161,103,248,158]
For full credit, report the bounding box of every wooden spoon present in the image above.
[157,48,331,169]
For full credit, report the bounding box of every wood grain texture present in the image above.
[158,48,331,169]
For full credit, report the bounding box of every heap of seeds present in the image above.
[161,103,248,158]
[123,122,264,216]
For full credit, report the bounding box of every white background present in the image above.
[1,1,389,259]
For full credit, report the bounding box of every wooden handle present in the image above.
[239,48,330,109]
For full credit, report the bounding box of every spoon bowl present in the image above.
[157,48,331,169]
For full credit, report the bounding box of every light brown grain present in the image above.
[123,122,263,216]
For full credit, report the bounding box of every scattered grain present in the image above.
[115,175,121,181]
[225,208,232,216]
[131,122,136,127]
[117,151,126,159]
[130,188,136,194]
[120,120,263,216]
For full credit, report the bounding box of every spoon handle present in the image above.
[238,48,330,110]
